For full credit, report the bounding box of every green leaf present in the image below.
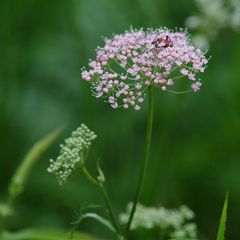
[8,126,63,200]
[72,212,116,234]
[97,163,105,184]
[0,203,13,218]
[1,228,100,240]
[216,193,229,240]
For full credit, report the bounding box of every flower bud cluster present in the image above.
[48,124,97,185]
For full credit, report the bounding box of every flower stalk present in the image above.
[48,124,121,237]
[80,166,121,237]
[124,85,154,238]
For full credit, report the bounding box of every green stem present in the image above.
[81,166,99,186]
[124,85,154,239]
[99,185,121,235]
[80,166,121,237]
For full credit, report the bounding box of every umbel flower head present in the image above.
[119,202,197,239]
[48,124,97,185]
[82,27,208,110]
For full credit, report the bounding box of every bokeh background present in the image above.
[1,0,240,239]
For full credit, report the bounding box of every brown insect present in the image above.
[151,35,173,49]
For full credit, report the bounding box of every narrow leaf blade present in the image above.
[72,212,116,234]
[216,193,229,240]
[8,126,63,199]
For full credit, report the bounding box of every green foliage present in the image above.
[216,194,229,240]
[169,238,198,240]
[97,163,105,184]
[0,203,12,219]
[1,228,100,240]
[0,127,63,236]
[72,212,116,234]
[0,0,239,239]
[8,127,63,201]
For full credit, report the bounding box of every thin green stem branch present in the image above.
[99,185,121,235]
[81,166,99,186]
[80,166,121,237]
[124,85,154,239]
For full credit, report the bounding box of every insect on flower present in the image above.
[151,35,173,49]
[81,28,208,110]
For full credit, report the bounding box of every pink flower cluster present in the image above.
[82,28,208,110]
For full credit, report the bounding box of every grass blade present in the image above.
[216,193,229,240]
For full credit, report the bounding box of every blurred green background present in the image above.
[0,0,240,239]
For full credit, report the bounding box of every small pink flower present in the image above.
[135,105,141,110]
[81,70,91,81]
[167,79,174,86]
[191,82,202,92]
[82,28,208,110]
